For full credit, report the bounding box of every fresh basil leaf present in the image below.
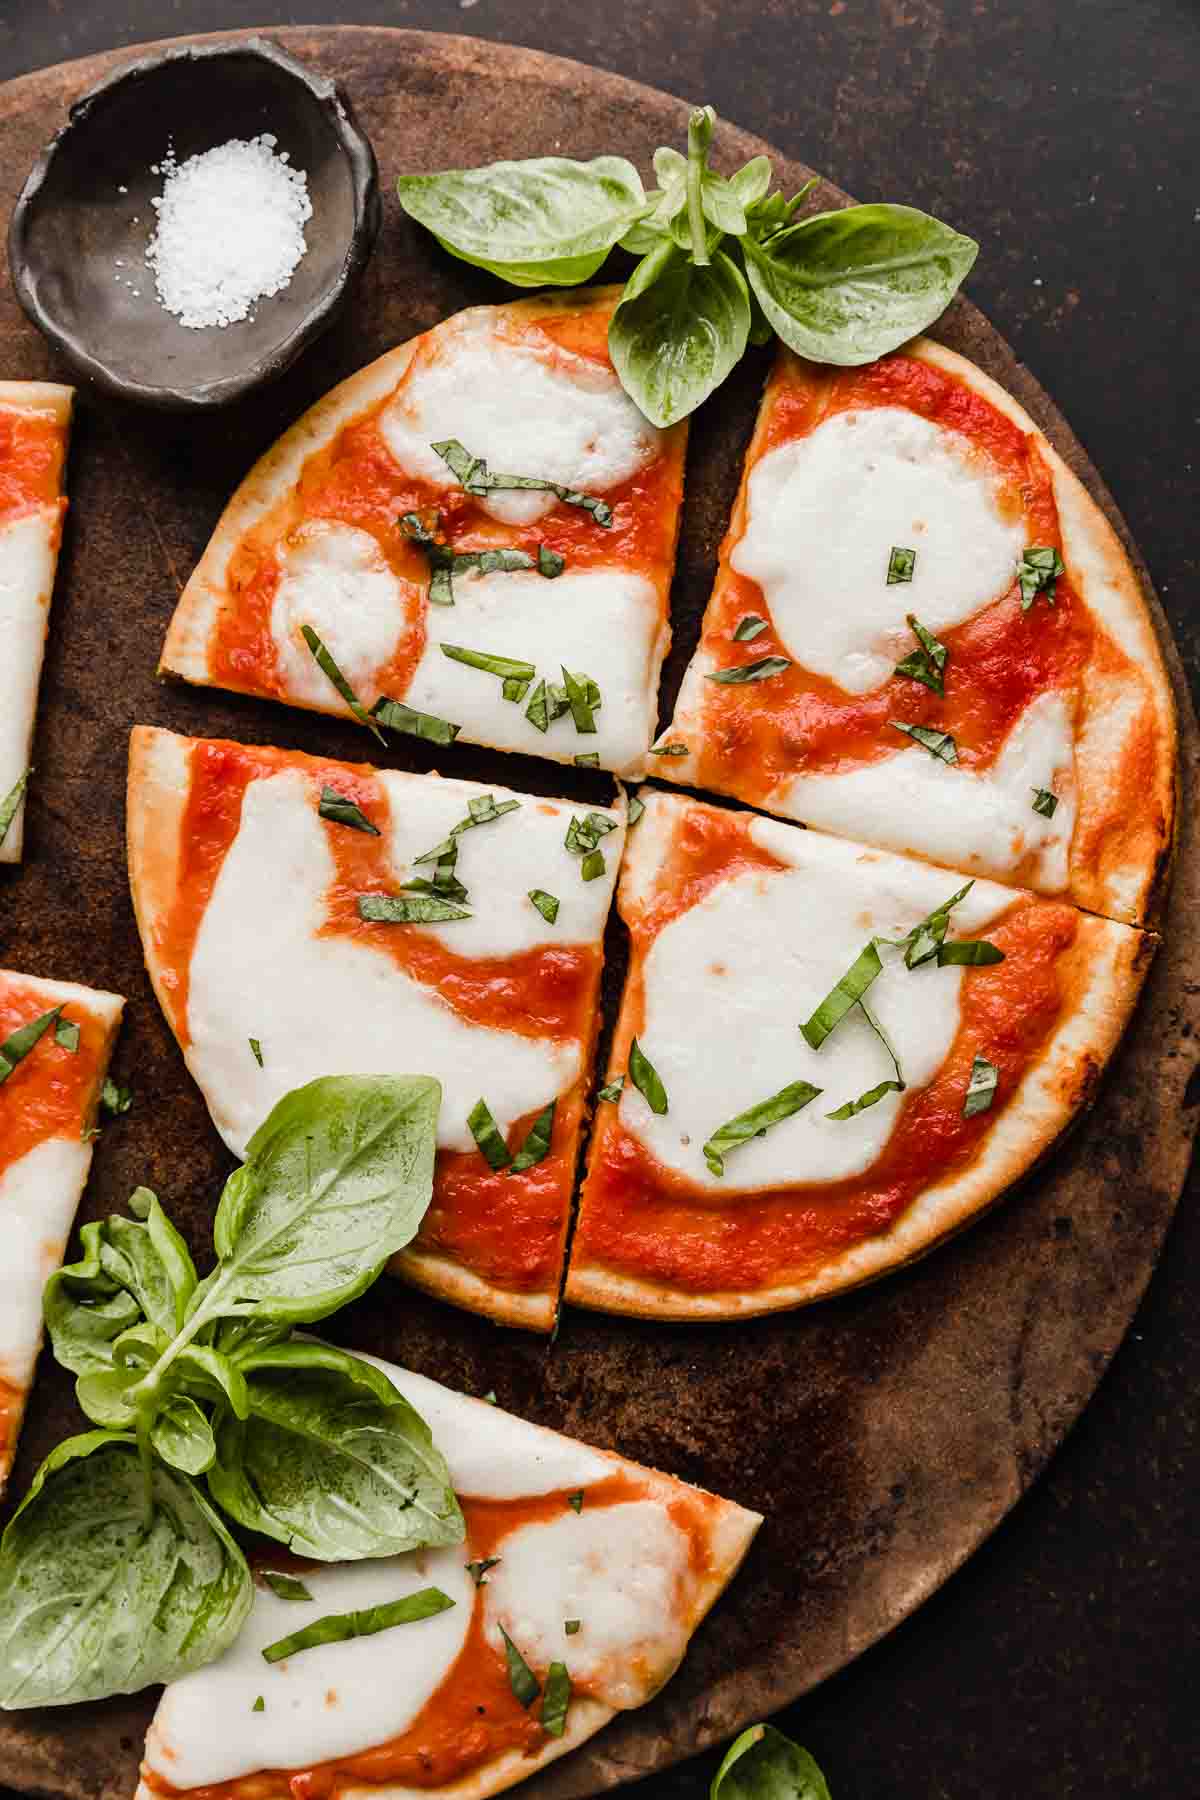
[700,171,748,237]
[728,156,774,208]
[703,1081,822,1176]
[886,545,916,585]
[0,770,29,848]
[629,1038,668,1114]
[580,848,606,881]
[467,1557,500,1587]
[468,1097,512,1171]
[263,1587,454,1664]
[440,643,537,684]
[889,720,958,763]
[528,888,560,924]
[627,795,645,827]
[54,1015,79,1052]
[101,1078,133,1118]
[171,1344,251,1421]
[707,655,793,684]
[745,178,817,241]
[1017,545,1065,610]
[510,1100,555,1173]
[538,544,565,578]
[936,939,1005,966]
[710,1722,832,1800]
[262,1571,314,1601]
[741,202,977,366]
[99,1187,197,1337]
[1031,786,1059,818]
[734,614,768,642]
[801,941,882,1050]
[396,156,648,288]
[561,664,599,734]
[151,1395,217,1477]
[500,1625,541,1706]
[609,239,751,428]
[318,787,380,836]
[358,894,472,924]
[597,1076,624,1103]
[964,1054,999,1118]
[894,613,947,695]
[650,741,689,756]
[74,1366,140,1429]
[371,696,461,746]
[43,1225,144,1378]
[434,440,614,527]
[0,1433,251,1707]
[0,1006,61,1084]
[300,626,386,745]
[541,1660,572,1737]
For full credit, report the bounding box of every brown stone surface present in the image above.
[0,25,1196,1800]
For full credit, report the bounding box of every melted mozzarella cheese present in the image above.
[0,509,56,863]
[731,408,1025,694]
[186,770,584,1157]
[785,689,1077,889]
[269,522,416,711]
[144,1546,474,1790]
[404,567,661,774]
[380,317,661,525]
[484,1502,691,1710]
[0,1136,92,1381]
[623,819,1014,1189]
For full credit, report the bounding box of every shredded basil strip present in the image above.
[300,625,387,745]
[467,1557,501,1587]
[502,674,533,703]
[440,643,537,684]
[262,1571,313,1602]
[964,1054,999,1117]
[433,438,614,528]
[249,1038,265,1067]
[597,1076,624,1102]
[0,1007,61,1084]
[499,1626,542,1706]
[413,795,520,871]
[562,665,600,734]
[0,770,30,848]
[510,1100,556,1173]
[358,894,472,924]
[318,786,381,836]
[1032,787,1059,817]
[936,939,1005,966]
[733,615,768,642]
[703,1080,823,1176]
[574,752,600,767]
[371,695,461,746]
[826,1077,905,1120]
[889,720,958,763]
[261,1588,454,1664]
[528,888,560,924]
[580,848,606,881]
[1017,545,1065,610]
[706,655,792,684]
[626,794,645,827]
[54,1016,80,1053]
[894,614,948,695]
[800,941,882,1050]
[538,544,565,578]
[468,1097,512,1171]
[541,1661,571,1738]
[650,742,688,756]
[887,545,917,584]
[880,880,975,968]
[629,1038,668,1114]
[565,1618,582,1635]
[101,1078,132,1118]
[565,811,617,856]
[567,1490,585,1513]
[252,1696,265,1712]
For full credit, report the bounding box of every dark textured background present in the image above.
[0,4,1196,1799]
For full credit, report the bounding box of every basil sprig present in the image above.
[703,1080,822,1176]
[399,108,977,426]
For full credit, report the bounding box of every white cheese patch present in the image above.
[380,316,662,525]
[143,1546,474,1790]
[784,689,1078,889]
[484,1502,692,1710]
[623,819,1014,1190]
[0,508,57,863]
[0,1135,93,1382]
[731,408,1025,694]
[269,521,416,712]
[403,566,661,775]
[186,770,582,1157]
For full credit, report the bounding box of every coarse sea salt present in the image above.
[145,134,312,330]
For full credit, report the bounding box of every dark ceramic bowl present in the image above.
[8,37,381,409]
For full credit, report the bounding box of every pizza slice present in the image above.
[566,790,1151,1321]
[161,290,686,777]
[0,381,73,864]
[126,726,625,1333]
[135,1350,760,1800]
[653,340,1175,926]
[0,969,124,1489]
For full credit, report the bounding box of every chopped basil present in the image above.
[54,1016,80,1053]
[249,1038,265,1067]
[252,1696,265,1712]
[574,752,600,767]
[409,797,520,903]
[564,812,615,856]
[626,794,645,827]
[597,1076,624,1103]
[440,643,537,686]
[1017,545,1065,610]
[826,1077,904,1119]
[565,1618,582,1635]
[881,880,975,968]
[703,1081,822,1176]
[469,793,519,826]
[467,1557,501,1587]
[706,655,792,684]
[733,614,768,642]
[499,1625,541,1707]
[629,1038,668,1114]
[401,511,544,605]
[0,770,29,848]
[318,786,380,836]
[800,941,882,1050]
[262,1571,313,1602]
[433,438,614,528]
[567,1490,584,1513]
[887,545,917,584]
[889,720,958,763]
[468,1097,512,1171]
[524,679,555,733]
[1032,787,1059,818]
[538,544,565,578]
[101,1079,133,1118]
[580,848,606,881]
[561,665,599,734]
[893,614,948,695]
[936,939,1005,966]
[300,625,387,745]
[0,1007,61,1085]
[541,1661,571,1738]
[371,695,461,746]
[963,1054,999,1117]
[261,1588,454,1664]
[510,1100,555,1173]
[649,742,688,756]
[358,894,471,924]
[481,1390,498,1405]
[528,888,560,924]
[502,674,533,703]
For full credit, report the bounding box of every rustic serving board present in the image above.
[0,26,1197,1800]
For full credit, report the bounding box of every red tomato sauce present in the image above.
[0,981,104,1181]
[0,405,66,522]
[575,806,1079,1293]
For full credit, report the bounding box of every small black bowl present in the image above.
[8,37,381,410]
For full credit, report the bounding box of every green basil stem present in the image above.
[686,108,713,267]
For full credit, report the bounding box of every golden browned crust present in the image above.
[393,1242,557,1334]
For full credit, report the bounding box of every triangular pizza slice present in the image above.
[161,290,686,778]
[0,969,124,1489]
[652,339,1175,926]
[134,1351,759,1800]
[126,726,624,1333]
[566,790,1151,1320]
